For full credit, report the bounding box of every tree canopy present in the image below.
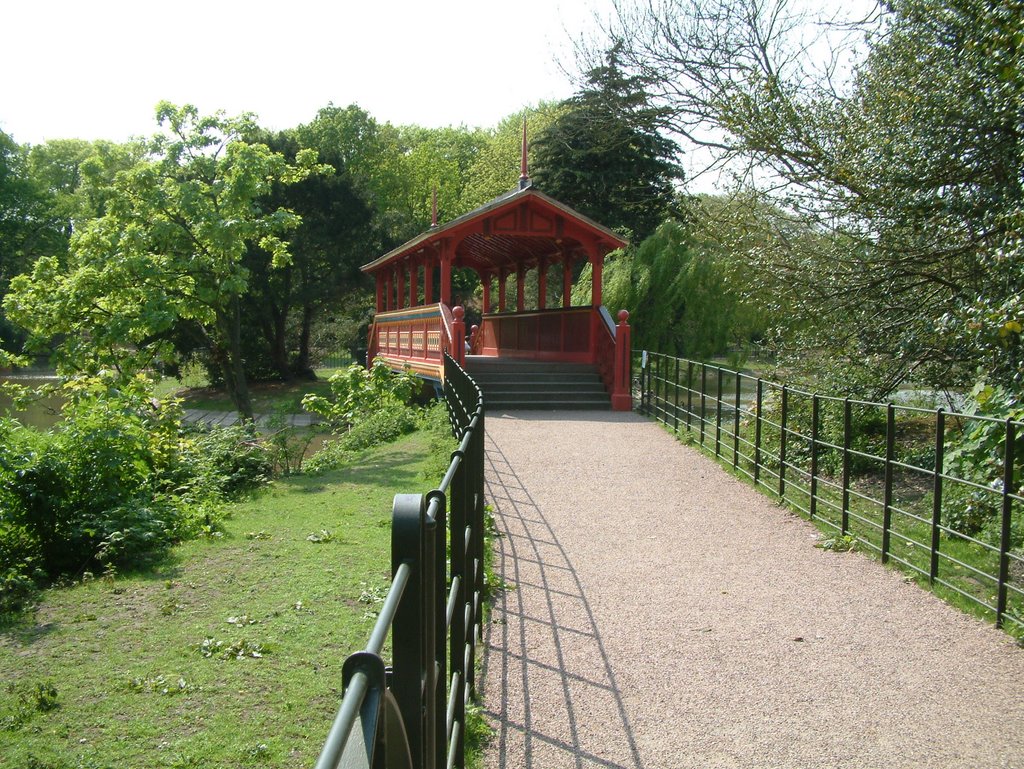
[532,44,684,241]
[601,0,1024,394]
[5,103,324,417]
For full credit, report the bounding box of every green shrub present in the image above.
[0,373,273,592]
[174,423,272,499]
[302,361,423,473]
[302,360,419,429]
[0,379,181,576]
[305,403,420,473]
[942,382,1024,540]
[340,404,418,451]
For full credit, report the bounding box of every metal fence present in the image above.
[315,352,486,769]
[639,351,1024,632]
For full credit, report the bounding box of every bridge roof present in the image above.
[360,185,628,275]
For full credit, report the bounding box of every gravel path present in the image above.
[479,410,1024,769]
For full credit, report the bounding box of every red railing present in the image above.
[368,303,629,408]
[476,306,632,411]
[366,303,465,380]
[476,307,593,361]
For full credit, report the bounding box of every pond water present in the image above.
[0,374,63,429]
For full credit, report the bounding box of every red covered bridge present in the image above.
[360,176,633,411]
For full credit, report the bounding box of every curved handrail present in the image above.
[599,304,617,340]
[314,352,485,769]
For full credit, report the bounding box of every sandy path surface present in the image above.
[479,410,1024,769]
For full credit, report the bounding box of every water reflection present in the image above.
[0,374,63,429]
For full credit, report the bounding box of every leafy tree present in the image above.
[0,132,66,351]
[238,127,379,380]
[398,124,488,223]
[531,44,684,241]
[5,103,324,418]
[603,0,1024,394]
[575,218,754,358]
[458,104,565,210]
[298,104,418,244]
[27,138,144,235]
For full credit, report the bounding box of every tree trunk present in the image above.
[269,304,290,380]
[294,302,315,378]
[218,299,254,421]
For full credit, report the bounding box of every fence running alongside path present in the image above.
[315,353,485,769]
[480,410,1024,769]
[639,352,1024,632]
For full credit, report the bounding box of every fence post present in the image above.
[652,354,659,421]
[700,363,707,446]
[733,373,741,469]
[673,357,680,433]
[997,419,1016,628]
[882,403,895,564]
[754,378,763,485]
[810,394,819,520]
[391,494,429,769]
[686,361,694,431]
[640,352,648,415]
[842,398,852,535]
[452,306,466,367]
[612,311,632,411]
[472,407,486,674]
[930,408,945,583]
[445,453,467,769]
[779,385,789,500]
[715,366,723,457]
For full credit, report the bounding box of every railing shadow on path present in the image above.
[480,430,645,769]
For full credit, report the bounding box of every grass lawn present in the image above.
[0,431,436,769]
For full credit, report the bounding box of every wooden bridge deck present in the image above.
[480,410,1024,769]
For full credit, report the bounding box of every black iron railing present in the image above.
[315,353,485,769]
[639,351,1024,632]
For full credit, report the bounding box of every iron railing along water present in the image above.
[638,351,1024,632]
[315,352,485,769]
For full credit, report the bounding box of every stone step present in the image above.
[484,398,611,411]
[464,357,611,410]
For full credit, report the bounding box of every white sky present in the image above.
[0,0,616,146]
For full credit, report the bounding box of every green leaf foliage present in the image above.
[0,373,271,604]
[581,219,757,359]
[4,103,324,418]
[605,0,1024,394]
[532,45,684,241]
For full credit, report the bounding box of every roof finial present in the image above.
[519,116,531,190]
[431,185,438,227]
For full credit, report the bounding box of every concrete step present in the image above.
[480,388,608,402]
[464,357,611,410]
[485,398,611,411]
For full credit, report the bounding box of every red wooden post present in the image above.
[440,253,452,307]
[562,257,572,308]
[452,305,466,367]
[537,256,547,310]
[590,251,603,308]
[397,266,406,310]
[498,268,507,312]
[612,310,632,411]
[385,272,393,311]
[409,261,418,307]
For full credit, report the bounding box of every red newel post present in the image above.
[452,305,466,367]
[612,309,632,411]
